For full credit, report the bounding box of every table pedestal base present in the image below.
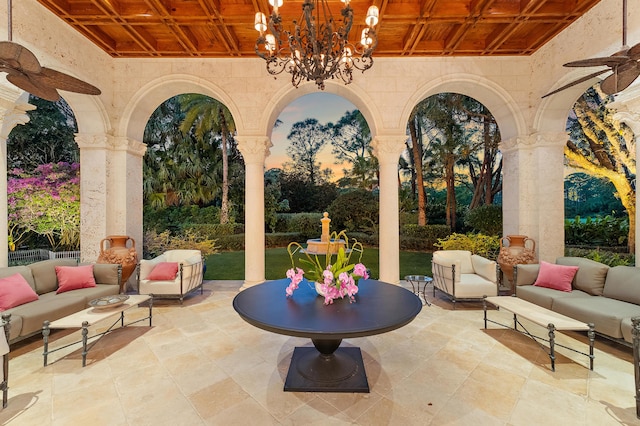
[284,346,369,393]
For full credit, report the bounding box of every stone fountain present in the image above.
[304,212,346,255]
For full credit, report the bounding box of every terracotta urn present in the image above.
[497,235,536,287]
[97,235,138,290]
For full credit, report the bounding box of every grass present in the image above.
[205,248,433,280]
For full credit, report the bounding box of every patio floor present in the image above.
[0,280,636,425]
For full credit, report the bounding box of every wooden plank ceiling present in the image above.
[35,0,603,58]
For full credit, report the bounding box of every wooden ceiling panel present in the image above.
[35,0,603,57]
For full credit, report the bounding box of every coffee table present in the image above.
[483,296,595,371]
[233,279,422,392]
[42,294,153,367]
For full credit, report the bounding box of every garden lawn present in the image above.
[205,248,432,281]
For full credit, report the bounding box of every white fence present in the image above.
[8,249,81,266]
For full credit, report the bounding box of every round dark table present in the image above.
[233,278,422,392]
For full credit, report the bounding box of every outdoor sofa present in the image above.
[514,256,640,345]
[0,258,121,343]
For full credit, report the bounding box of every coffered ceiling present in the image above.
[35,0,603,58]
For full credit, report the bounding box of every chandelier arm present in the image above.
[254,0,377,90]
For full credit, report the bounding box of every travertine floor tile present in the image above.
[0,280,635,425]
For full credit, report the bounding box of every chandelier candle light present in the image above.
[254,0,379,89]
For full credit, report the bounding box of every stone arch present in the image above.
[401,73,527,142]
[59,93,111,135]
[534,70,605,133]
[257,80,383,141]
[118,75,244,141]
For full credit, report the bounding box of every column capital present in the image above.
[371,135,405,164]
[0,99,35,140]
[236,135,272,164]
[500,131,567,153]
[75,134,147,157]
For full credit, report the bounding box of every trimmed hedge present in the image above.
[185,223,245,237]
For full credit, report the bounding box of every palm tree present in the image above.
[179,94,236,224]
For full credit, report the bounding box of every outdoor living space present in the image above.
[0,279,635,425]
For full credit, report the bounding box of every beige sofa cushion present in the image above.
[514,264,540,286]
[556,257,609,296]
[516,285,590,310]
[603,266,640,305]
[29,259,77,294]
[91,263,121,286]
[552,296,640,339]
[433,250,474,274]
[0,266,36,291]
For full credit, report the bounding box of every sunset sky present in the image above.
[265,93,357,180]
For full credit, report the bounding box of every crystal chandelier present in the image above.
[254,0,379,90]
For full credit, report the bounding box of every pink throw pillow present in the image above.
[147,262,179,280]
[56,265,97,294]
[533,261,579,292]
[0,273,39,311]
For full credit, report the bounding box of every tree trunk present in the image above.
[219,108,230,225]
[408,118,427,225]
[445,154,456,231]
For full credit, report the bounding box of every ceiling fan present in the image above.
[542,0,640,98]
[0,0,101,102]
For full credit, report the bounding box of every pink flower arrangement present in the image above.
[285,231,369,305]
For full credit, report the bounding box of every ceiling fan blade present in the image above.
[564,56,628,68]
[6,73,60,101]
[0,42,42,73]
[627,42,640,60]
[600,62,640,94]
[39,68,101,96]
[541,69,611,98]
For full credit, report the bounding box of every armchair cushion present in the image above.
[533,261,578,292]
[471,254,497,282]
[433,250,474,274]
[147,262,179,281]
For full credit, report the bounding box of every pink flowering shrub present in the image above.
[8,162,80,250]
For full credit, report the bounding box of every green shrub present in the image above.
[327,190,379,233]
[400,224,451,251]
[143,229,218,258]
[464,204,502,236]
[286,213,323,239]
[185,223,244,237]
[565,215,628,247]
[214,235,245,251]
[564,247,635,267]
[434,233,501,259]
[266,232,303,248]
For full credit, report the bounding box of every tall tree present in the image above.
[406,104,429,225]
[329,110,378,189]
[143,96,224,210]
[179,94,236,224]
[7,95,78,171]
[565,86,636,252]
[286,118,329,185]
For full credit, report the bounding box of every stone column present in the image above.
[236,135,272,288]
[500,132,567,262]
[609,96,640,261]
[76,134,146,274]
[371,135,406,285]
[0,93,34,267]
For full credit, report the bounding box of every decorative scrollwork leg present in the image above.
[42,320,51,367]
[548,323,556,372]
[81,321,89,367]
[631,317,640,419]
[587,323,595,370]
